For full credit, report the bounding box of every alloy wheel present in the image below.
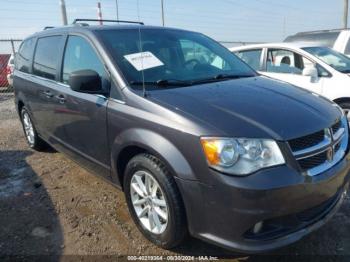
[22,112,35,145]
[130,170,168,234]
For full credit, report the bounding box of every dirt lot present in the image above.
[0,93,350,261]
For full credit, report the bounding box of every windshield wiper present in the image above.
[129,74,254,88]
[129,79,191,87]
[215,74,254,79]
[339,69,350,74]
[190,74,254,85]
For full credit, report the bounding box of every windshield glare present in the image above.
[303,46,350,73]
[97,28,256,88]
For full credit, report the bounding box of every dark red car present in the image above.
[0,54,10,87]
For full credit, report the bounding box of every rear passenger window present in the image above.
[235,49,262,70]
[16,38,35,73]
[33,36,62,80]
[62,35,107,86]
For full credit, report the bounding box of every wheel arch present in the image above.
[333,97,350,105]
[17,100,25,117]
[110,128,195,190]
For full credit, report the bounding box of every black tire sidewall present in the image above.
[124,155,183,248]
[339,102,350,113]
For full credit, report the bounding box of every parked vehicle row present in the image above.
[13,21,350,254]
[231,43,350,119]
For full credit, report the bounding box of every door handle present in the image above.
[56,94,66,104]
[43,90,53,98]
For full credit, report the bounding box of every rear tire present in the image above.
[20,106,48,151]
[124,153,187,249]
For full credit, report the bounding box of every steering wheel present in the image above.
[183,59,201,69]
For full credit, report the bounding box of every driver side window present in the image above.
[266,48,316,75]
[62,35,108,88]
[266,48,329,77]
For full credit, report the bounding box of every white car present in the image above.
[284,29,350,57]
[230,43,350,118]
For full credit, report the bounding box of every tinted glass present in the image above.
[345,39,350,55]
[284,32,339,47]
[235,49,262,70]
[16,38,35,73]
[266,48,315,75]
[33,36,62,80]
[97,29,256,88]
[62,35,108,87]
[303,46,350,73]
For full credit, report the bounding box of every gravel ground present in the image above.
[0,94,350,261]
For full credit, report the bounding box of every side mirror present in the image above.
[69,70,103,94]
[302,66,318,82]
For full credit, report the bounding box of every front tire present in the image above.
[124,154,187,249]
[20,107,47,151]
[339,101,350,122]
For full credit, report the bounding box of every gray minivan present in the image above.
[14,20,350,253]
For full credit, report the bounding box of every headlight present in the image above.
[200,137,285,175]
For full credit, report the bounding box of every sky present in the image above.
[0,0,347,53]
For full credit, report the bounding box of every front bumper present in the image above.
[175,151,350,253]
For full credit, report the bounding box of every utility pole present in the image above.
[116,0,119,20]
[97,2,103,25]
[344,0,349,28]
[59,0,68,25]
[161,0,165,26]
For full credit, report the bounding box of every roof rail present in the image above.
[43,26,55,30]
[295,28,349,35]
[72,19,144,25]
[74,23,89,27]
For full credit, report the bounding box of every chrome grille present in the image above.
[288,118,348,176]
[298,150,327,170]
[332,121,342,134]
[288,130,324,152]
[334,141,341,153]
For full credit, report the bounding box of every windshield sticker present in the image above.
[124,51,164,71]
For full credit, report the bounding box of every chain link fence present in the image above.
[0,39,22,94]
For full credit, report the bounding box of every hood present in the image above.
[147,76,341,141]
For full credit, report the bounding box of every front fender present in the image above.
[110,128,195,185]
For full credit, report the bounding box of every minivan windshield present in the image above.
[97,28,256,88]
[303,46,350,73]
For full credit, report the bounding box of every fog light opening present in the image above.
[253,221,264,234]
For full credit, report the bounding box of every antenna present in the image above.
[136,0,146,97]
[97,2,103,25]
